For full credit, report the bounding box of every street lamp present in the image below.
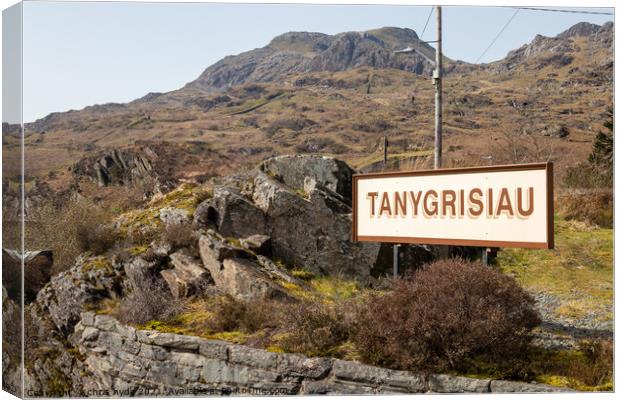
[394,6,442,170]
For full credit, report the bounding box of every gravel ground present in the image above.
[532,292,613,350]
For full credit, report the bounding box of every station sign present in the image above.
[352,163,553,249]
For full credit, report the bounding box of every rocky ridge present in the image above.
[491,21,613,72]
[185,27,451,93]
[70,140,235,195]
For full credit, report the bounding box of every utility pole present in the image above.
[434,6,449,260]
[434,6,442,169]
[383,135,388,170]
[394,6,443,168]
[391,5,444,274]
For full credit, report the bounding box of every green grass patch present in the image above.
[497,218,612,322]
[118,183,211,235]
[309,276,360,302]
[128,245,149,256]
[81,257,114,276]
[290,268,316,281]
[455,342,613,392]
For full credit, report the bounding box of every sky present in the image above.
[5,1,615,122]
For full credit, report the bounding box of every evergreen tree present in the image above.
[588,107,613,169]
[565,107,613,189]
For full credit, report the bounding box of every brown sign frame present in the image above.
[352,162,554,249]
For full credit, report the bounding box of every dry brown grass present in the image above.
[278,299,352,357]
[116,273,183,326]
[557,189,613,228]
[163,222,199,254]
[567,340,613,388]
[26,198,119,274]
[204,295,278,333]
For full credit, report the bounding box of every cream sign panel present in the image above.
[352,163,553,249]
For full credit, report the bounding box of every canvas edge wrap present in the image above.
[351,162,554,249]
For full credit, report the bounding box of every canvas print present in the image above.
[1,1,614,397]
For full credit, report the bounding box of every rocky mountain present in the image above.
[557,21,611,39]
[185,27,456,92]
[493,21,613,72]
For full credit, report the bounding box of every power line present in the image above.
[419,7,433,41]
[475,9,520,63]
[514,7,613,16]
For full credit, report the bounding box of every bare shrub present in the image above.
[569,340,613,387]
[352,258,541,372]
[163,222,198,253]
[279,300,351,357]
[76,224,119,255]
[557,189,613,228]
[116,275,183,326]
[564,163,612,189]
[206,295,277,333]
[26,199,117,274]
[489,131,559,165]
[105,185,149,213]
[561,108,612,225]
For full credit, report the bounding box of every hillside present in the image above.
[1,22,609,198]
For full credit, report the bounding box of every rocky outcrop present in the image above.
[557,21,605,39]
[161,251,212,299]
[194,154,466,278]
[196,155,384,278]
[239,234,271,255]
[75,148,155,188]
[259,154,354,200]
[205,187,267,238]
[2,286,21,396]
[11,251,135,396]
[35,255,124,335]
[198,232,290,301]
[253,170,381,277]
[70,142,187,193]
[65,312,570,396]
[159,207,190,227]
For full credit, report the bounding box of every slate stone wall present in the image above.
[70,312,569,396]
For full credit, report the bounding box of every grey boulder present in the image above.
[259,154,354,200]
[160,250,212,299]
